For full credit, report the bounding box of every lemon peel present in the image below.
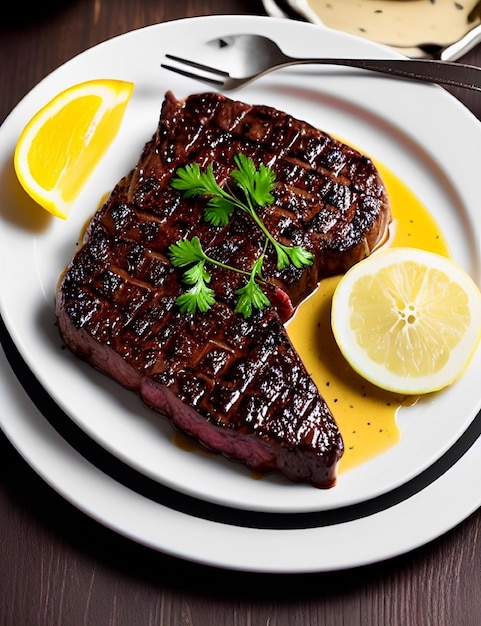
[14,78,134,219]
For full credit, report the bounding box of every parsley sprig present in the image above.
[168,154,314,317]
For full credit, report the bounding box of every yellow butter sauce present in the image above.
[171,157,451,476]
[286,162,450,473]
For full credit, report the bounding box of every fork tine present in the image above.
[161,53,230,87]
[163,54,229,77]
[160,63,225,87]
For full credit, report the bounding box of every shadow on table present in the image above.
[1,0,79,30]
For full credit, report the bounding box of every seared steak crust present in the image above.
[55,91,391,488]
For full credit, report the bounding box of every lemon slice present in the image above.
[331,247,481,395]
[14,78,134,219]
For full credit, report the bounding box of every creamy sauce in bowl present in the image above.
[302,0,481,50]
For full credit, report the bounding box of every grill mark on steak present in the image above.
[55,91,391,489]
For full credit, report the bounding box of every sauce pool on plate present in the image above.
[286,161,450,473]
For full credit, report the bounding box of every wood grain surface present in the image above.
[1,1,481,624]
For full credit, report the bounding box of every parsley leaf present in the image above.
[176,277,216,315]
[168,236,206,266]
[235,257,271,318]
[231,153,276,207]
[168,238,216,314]
[170,163,223,198]
[204,196,235,227]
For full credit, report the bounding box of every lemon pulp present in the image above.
[332,246,481,395]
[14,79,134,219]
[348,257,472,379]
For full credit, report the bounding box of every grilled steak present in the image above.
[55,91,391,488]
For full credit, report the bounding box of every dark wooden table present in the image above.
[2,1,481,624]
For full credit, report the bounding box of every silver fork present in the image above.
[161,33,481,92]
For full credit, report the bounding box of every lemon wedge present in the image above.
[14,78,134,219]
[331,247,481,395]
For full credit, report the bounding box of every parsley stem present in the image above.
[169,155,313,316]
[242,194,289,270]
[201,250,254,280]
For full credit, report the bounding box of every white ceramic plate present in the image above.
[2,336,481,573]
[0,16,480,514]
[267,0,481,60]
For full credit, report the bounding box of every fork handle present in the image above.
[287,57,481,92]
